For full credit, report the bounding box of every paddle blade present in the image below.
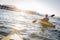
[50,14,55,17]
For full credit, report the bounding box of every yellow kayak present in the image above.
[40,20,55,28]
[2,34,23,40]
[2,29,23,40]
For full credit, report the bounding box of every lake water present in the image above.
[0,9,60,40]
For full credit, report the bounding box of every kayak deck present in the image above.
[40,20,55,28]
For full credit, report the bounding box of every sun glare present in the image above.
[15,1,55,15]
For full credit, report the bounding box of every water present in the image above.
[0,9,60,40]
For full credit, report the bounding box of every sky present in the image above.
[0,0,60,17]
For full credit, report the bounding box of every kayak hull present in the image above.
[40,20,55,28]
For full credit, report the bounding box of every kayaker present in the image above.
[32,14,55,32]
[32,14,49,23]
[41,14,49,22]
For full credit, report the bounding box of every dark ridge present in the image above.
[0,4,20,11]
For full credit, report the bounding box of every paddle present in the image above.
[32,14,55,23]
[50,14,55,17]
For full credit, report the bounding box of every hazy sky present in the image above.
[0,0,60,17]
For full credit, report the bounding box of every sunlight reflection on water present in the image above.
[0,9,60,40]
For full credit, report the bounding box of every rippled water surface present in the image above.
[0,9,60,40]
